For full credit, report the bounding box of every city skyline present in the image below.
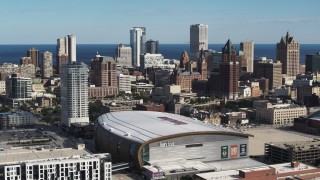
[0,0,319,44]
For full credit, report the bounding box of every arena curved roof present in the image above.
[97,111,249,143]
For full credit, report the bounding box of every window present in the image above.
[186,144,203,148]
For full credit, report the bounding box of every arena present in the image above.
[94,111,252,177]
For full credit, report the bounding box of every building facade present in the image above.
[276,32,300,76]
[5,74,32,106]
[68,34,77,63]
[190,24,208,59]
[89,54,118,100]
[146,39,159,54]
[140,53,164,69]
[115,44,132,67]
[27,48,39,68]
[255,102,307,125]
[0,149,111,180]
[0,110,34,129]
[56,36,69,74]
[219,39,239,100]
[60,62,89,127]
[240,41,254,73]
[42,51,53,78]
[305,52,320,73]
[118,74,131,93]
[254,57,282,89]
[130,27,146,67]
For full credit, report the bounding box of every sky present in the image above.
[0,0,319,44]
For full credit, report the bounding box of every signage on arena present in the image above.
[159,141,175,147]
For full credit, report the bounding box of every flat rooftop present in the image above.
[196,162,316,180]
[0,148,93,165]
[97,111,248,143]
[266,140,320,151]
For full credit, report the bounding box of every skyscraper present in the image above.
[305,52,320,73]
[89,53,118,100]
[276,32,300,76]
[115,44,132,67]
[146,39,159,54]
[190,24,208,59]
[42,51,53,78]
[27,48,39,68]
[56,36,69,74]
[130,27,146,67]
[67,34,77,62]
[60,62,89,127]
[240,41,254,73]
[219,39,239,100]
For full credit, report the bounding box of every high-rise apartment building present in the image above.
[89,53,118,100]
[27,48,39,68]
[305,52,320,73]
[276,32,300,76]
[240,41,254,73]
[60,62,89,127]
[219,39,239,100]
[190,24,208,59]
[254,57,282,89]
[42,51,53,78]
[115,44,132,67]
[130,27,146,67]
[56,37,69,73]
[68,34,77,62]
[146,39,159,54]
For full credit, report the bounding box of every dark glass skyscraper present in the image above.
[146,39,159,54]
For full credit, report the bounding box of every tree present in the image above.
[89,100,103,121]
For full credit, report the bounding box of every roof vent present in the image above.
[125,133,131,137]
[108,128,113,131]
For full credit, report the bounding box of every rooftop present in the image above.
[97,111,248,143]
[266,140,320,151]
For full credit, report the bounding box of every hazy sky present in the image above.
[1,0,319,44]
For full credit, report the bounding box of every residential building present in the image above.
[56,36,69,73]
[255,102,307,125]
[118,74,131,93]
[305,52,320,73]
[19,64,36,78]
[42,51,53,78]
[60,62,89,127]
[146,39,159,54]
[190,24,208,59]
[115,44,132,67]
[0,63,19,81]
[68,34,76,62]
[0,110,34,129]
[20,57,33,65]
[240,41,254,73]
[254,57,282,89]
[0,148,111,180]
[27,48,39,68]
[6,74,32,106]
[89,53,118,100]
[276,32,300,76]
[130,27,146,66]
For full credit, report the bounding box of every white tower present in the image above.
[60,62,89,127]
[130,27,146,67]
[68,34,76,63]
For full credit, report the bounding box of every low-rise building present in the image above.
[0,110,34,129]
[134,104,165,112]
[256,102,307,125]
[239,86,251,98]
[131,83,154,94]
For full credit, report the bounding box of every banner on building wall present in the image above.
[221,146,228,158]
[240,144,247,156]
[230,145,238,158]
